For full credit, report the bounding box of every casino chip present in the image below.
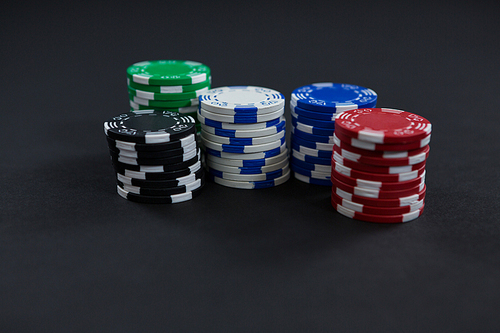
[331,108,432,223]
[127,60,212,133]
[104,110,204,203]
[198,86,289,189]
[290,83,378,186]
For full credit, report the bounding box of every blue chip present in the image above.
[290,162,330,179]
[292,127,334,144]
[291,139,333,158]
[291,103,337,121]
[290,109,336,129]
[291,83,377,112]
[291,117,335,136]
[293,171,333,186]
[290,156,331,172]
[292,149,331,165]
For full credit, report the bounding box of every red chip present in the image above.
[335,108,432,144]
[332,184,427,207]
[331,173,426,199]
[333,144,430,167]
[331,191,424,216]
[334,130,431,152]
[331,168,426,191]
[332,151,426,174]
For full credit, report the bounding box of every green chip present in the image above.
[127,60,211,86]
[129,94,199,108]
[128,85,209,101]
[128,77,211,93]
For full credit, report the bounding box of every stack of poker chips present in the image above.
[290,83,378,185]
[127,60,211,132]
[198,86,289,189]
[104,110,204,204]
[331,108,432,223]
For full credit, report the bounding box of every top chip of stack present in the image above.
[127,60,212,132]
[289,83,377,186]
[331,108,432,223]
[104,110,204,203]
[198,86,290,189]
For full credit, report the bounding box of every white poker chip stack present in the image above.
[197,86,290,189]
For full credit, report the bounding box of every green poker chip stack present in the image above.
[127,60,212,133]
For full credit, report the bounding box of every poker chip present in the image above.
[111,140,197,159]
[331,108,432,222]
[331,174,426,199]
[204,142,287,160]
[107,134,196,152]
[115,161,202,181]
[293,172,332,186]
[117,182,204,204]
[117,167,204,188]
[290,163,330,180]
[198,107,284,124]
[331,168,426,191]
[335,108,432,144]
[332,151,426,174]
[197,112,284,130]
[118,175,204,196]
[129,100,198,113]
[291,127,334,144]
[291,83,377,113]
[291,135,334,152]
[333,185,427,208]
[209,168,290,189]
[130,95,199,108]
[291,110,337,129]
[200,128,285,146]
[292,149,331,165]
[200,119,286,138]
[198,86,289,189]
[128,85,209,101]
[206,149,288,167]
[291,117,335,136]
[335,130,431,152]
[199,86,285,114]
[290,156,331,173]
[126,60,211,134]
[289,83,378,186]
[331,191,424,216]
[127,77,211,93]
[104,110,196,144]
[332,199,425,223]
[207,165,289,182]
[105,103,205,202]
[333,144,430,167]
[333,134,428,159]
[127,60,210,86]
[291,141,332,159]
[208,156,289,175]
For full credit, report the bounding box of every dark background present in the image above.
[1,0,499,331]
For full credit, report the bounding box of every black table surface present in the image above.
[1,1,499,331]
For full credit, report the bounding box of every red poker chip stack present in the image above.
[331,108,432,223]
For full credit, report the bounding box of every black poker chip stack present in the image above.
[103,110,204,203]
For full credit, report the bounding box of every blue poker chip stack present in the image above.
[198,86,290,189]
[290,83,378,185]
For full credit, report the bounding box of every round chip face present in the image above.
[104,110,196,144]
[199,86,285,114]
[335,108,432,144]
[291,83,377,112]
[127,60,211,86]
